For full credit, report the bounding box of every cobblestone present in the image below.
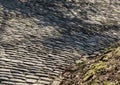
[10,78,25,83]
[40,77,53,81]
[38,80,51,85]
[15,83,29,85]
[25,75,39,79]
[1,81,15,85]
[26,79,37,83]
[0,77,9,81]
[0,0,120,85]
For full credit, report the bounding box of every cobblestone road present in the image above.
[0,0,120,85]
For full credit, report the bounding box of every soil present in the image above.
[60,42,120,85]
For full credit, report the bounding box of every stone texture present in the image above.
[26,79,37,83]
[38,80,51,85]
[0,0,120,85]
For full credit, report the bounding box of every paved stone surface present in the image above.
[0,0,120,85]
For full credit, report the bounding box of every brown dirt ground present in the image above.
[60,42,120,85]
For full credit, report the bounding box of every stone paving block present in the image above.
[35,73,49,77]
[0,68,11,72]
[13,67,29,72]
[25,75,39,79]
[1,81,15,85]
[10,78,26,83]
[0,73,13,78]
[11,70,23,74]
[0,0,120,85]
[0,77,9,81]
[26,79,37,83]
[33,84,45,85]
[37,80,51,85]
[40,77,53,81]
[15,83,29,85]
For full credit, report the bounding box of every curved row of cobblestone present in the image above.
[0,0,120,85]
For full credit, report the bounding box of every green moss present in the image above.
[103,81,118,85]
[114,47,120,56]
[89,80,99,85]
[83,70,94,82]
[83,61,106,82]
[75,60,83,65]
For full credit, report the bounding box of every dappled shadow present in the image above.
[0,0,120,55]
[0,1,120,84]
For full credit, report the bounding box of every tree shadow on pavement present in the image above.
[0,0,120,56]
